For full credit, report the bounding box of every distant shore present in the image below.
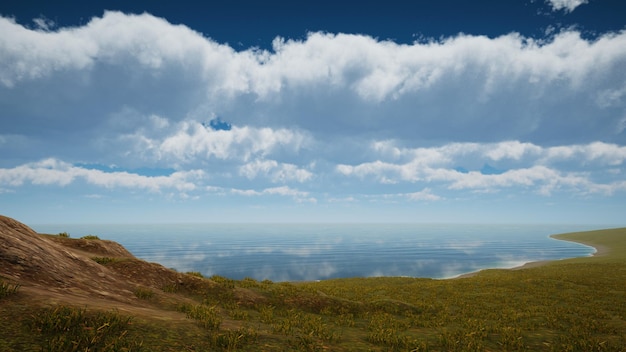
[550,232,610,257]
[513,231,609,266]
[453,230,607,279]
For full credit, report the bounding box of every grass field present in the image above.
[1,227,625,351]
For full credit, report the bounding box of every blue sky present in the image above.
[1,0,625,224]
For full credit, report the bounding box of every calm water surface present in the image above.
[32,223,598,281]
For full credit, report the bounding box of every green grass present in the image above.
[1,227,624,351]
[29,306,142,351]
[80,234,101,240]
[553,227,626,262]
[134,287,155,300]
[178,303,223,330]
[0,279,20,299]
[91,256,120,265]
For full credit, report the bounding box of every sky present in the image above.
[0,0,625,225]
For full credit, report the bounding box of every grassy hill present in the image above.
[1,216,625,351]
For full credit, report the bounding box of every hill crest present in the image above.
[0,215,208,311]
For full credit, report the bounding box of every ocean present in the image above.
[31,223,599,281]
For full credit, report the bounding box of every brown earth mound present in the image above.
[0,215,122,295]
[46,235,135,259]
[0,215,209,311]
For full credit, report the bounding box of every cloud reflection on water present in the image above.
[32,223,597,282]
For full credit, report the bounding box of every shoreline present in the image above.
[452,233,604,279]
[550,233,610,257]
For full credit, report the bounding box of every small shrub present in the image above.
[162,283,179,293]
[239,277,261,288]
[134,287,154,300]
[181,304,222,330]
[29,306,142,351]
[207,327,258,350]
[176,302,192,313]
[0,280,20,298]
[366,312,414,348]
[289,333,324,352]
[335,312,355,327]
[221,301,248,319]
[92,257,117,265]
[57,232,70,238]
[203,282,236,305]
[186,271,204,278]
[229,308,250,321]
[81,234,100,240]
[259,305,275,324]
[497,326,525,350]
[439,328,485,352]
[210,275,235,289]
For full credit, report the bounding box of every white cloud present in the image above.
[406,188,442,201]
[586,180,626,196]
[4,139,621,202]
[251,29,626,104]
[443,166,588,195]
[337,141,626,195]
[32,17,56,31]
[1,11,625,146]
[0,11,625,222]
[230,185,316,202]
[543,142,626,165]
[0,158,204,192]
[154,121,309,163]
[596,84,626,109]
[239,159,313,183]
[545,0,588,13]
[0,17,96,87]
[485,141,542,161]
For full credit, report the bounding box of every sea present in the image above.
[31,223,601,282]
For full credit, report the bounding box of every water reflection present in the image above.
[32,223,598,281]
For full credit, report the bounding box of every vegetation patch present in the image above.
[28,306,142,351]
[91,257,119,265]
[81,234,101,240]
[134,287,154,300]
[207,326,259,351]
[2,226,625,351]
[0,279,20,298]
[178,303,223,330]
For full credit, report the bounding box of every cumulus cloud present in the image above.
[1,12,625,145]
[405,189,442,201]
[32,17,56,31]
[239,159,313,183]
[0,158,204,192]
[230,186,316,202]
[546,0,588,13]
[0,11,624,220]
[156,122,309,163]
[0,12,207,86]
[337,141,626,195]
[108,118,310,169]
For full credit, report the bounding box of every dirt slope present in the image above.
[0,215,208,314]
